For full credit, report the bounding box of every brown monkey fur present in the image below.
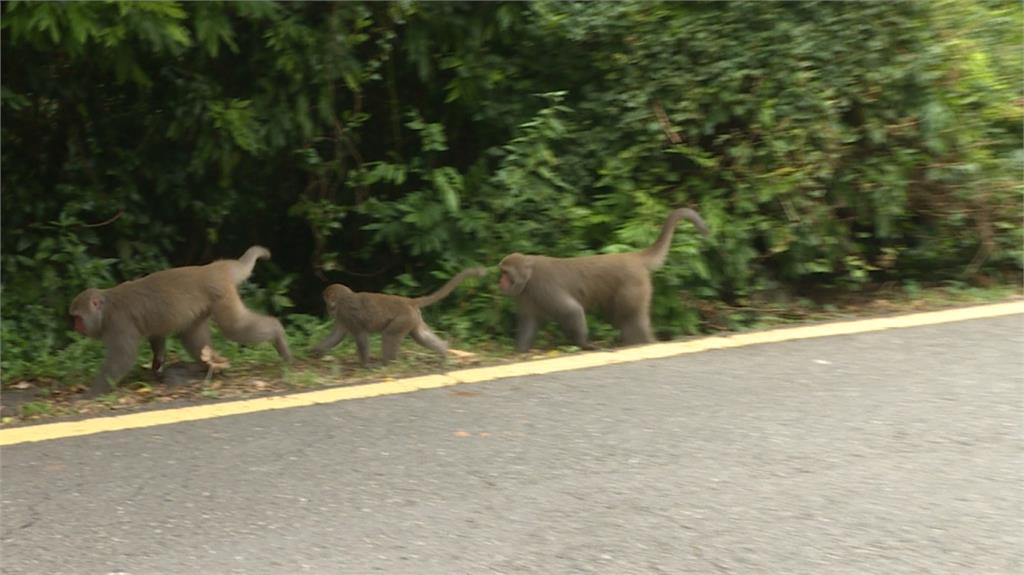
[311,267,487,365]
[498,207,709,352]
[68,246,292,394]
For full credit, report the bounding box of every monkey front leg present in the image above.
[90,334,142,396]
[310,325,347,357]
[354,332,371,367]
[515,311,540,353]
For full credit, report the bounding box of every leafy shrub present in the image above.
[1,0,1020,383]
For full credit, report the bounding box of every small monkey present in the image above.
[311,267,487,365]
[69,246,292,394]
[498,207,709,352]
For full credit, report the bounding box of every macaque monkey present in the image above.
[68,246,292,394]
[311,267,487,365]
[498,207,709,352]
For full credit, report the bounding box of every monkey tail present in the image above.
[639,208,709,270]
[232,246,272,284]
[412,267,488,308]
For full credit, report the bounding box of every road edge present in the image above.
[3,301,1022,446]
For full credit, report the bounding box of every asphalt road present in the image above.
[2,315,1022,575]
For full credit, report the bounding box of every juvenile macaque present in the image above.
[499,208,709,352]
[311,267,487,365]
[68,246,292,394]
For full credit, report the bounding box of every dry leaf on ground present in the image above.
[200,346,231,371]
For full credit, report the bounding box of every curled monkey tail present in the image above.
[412,267,488,308]
[639,207,709,271]
[233,245,272,284]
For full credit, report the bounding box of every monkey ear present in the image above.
[517,257,534,278]
[90,296,103,311]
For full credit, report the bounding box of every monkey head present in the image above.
[498,253,533,297]
[322,284,354,313]
[68,288,106,337]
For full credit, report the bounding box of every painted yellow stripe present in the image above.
[2,300,1021,446]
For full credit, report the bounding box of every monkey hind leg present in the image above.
[618,317,654,346]
[410,324,448,361]
[178,318,232,370]
[179,319,214,361]
[613,285,654,346]
[212,293,293,361]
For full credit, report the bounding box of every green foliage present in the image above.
[19,401,53,418]
[2,0,1021,383]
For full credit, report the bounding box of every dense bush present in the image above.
[2,1,1021,380]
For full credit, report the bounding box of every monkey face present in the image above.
[499,268,525,295]
[68,289,104,337]
[498,254,532,297]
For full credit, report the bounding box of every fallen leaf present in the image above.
[453,430,471,438]
[478,432,491,437]
[450,390,480,398]
[10,381,33,390]
[448,349,477,359]
[200,346,231,370]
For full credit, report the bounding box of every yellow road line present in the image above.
[2,301,1021,447]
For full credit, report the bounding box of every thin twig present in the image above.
[651,99,682,145]
[80,209,124,228]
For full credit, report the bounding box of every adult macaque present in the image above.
[311,267,487,365]
[498,207,709,352]
[68,246,292,394]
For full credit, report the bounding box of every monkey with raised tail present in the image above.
[311,267,487,365]
[498,208,709,351]
[69,246,292,394]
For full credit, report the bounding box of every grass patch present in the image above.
[19,401,52,418]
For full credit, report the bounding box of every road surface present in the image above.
[2,314,1022,574]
